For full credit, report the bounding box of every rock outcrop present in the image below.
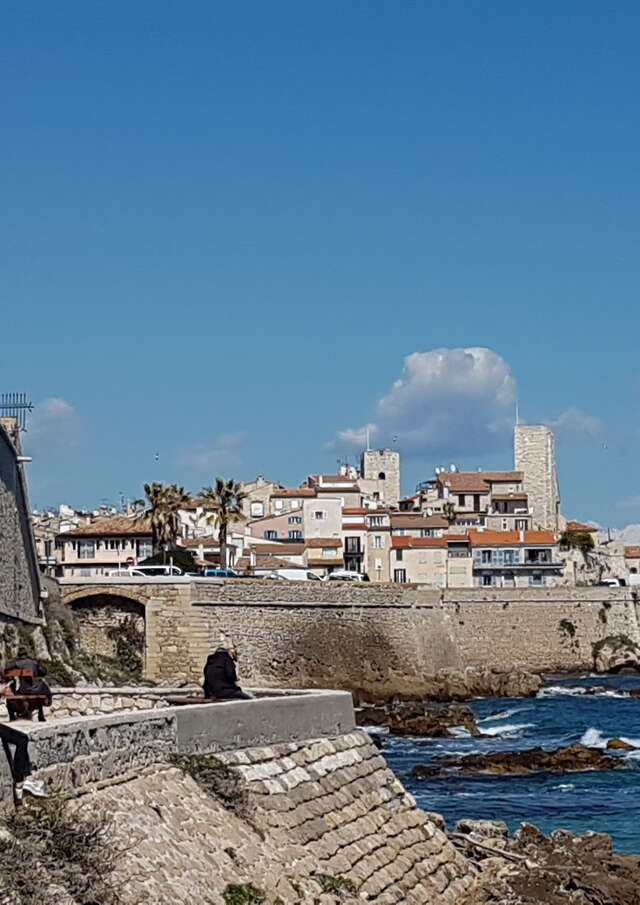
[355,667,541,707]
[428,743,621,774]
[463,821,640,905]
[593,634,640,673]
[388,702,480,738]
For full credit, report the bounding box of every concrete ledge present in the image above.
[174,689,355,754]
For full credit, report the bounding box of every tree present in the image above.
[141,481,191,554]
[140,547,197,573]
[560,529,595,556]
[201,478,247,568]
[443,501,457,526]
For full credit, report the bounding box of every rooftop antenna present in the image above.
[365,426,371,451]
[515,397,519,426]
[0,393,33,431]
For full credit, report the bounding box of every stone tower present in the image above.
[514,425,560,532]
[361,449,401,507]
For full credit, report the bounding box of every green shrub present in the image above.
[168,753,249,815]
[107,616,144,676]
[0,795,124,904]
[316,873,357,896]
[222,883,266,905]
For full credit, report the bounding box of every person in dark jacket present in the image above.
[3,649,52,708]
[203,645,251,700]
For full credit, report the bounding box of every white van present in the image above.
[265,569,323,581]
[106,565,183,578]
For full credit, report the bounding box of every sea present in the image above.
[376,674,640,853]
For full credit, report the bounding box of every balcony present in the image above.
[448,550,471,558]
[473,561,562,571]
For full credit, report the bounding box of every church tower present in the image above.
[514,425,560,532]
[360,449,401,507]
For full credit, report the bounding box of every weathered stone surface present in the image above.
[432,743,621,774]
[593,635,640,673]
[464,822,640,905]
[606,737,637,750]
[388,703,480,738]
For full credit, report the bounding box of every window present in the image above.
[264,530,278,539]
[378,471,386,480]
[501,519,508,531]
[250,502,264,518]
[137,540,153,559]
[291,499,300,509]
[420,529,433,537]
[418,552,428,564]
[481,550,492,564]
[393,569,407,583]
[78,540,95,559]
[323,547,337,556]
[345,537,361,554]
[369,516,384,527]
[288,530,303,539]
[482,574,493,587]
[531,571,544,586]
[516,519,527,530]
[396,548,403,561]
[503,549,516,564]
[80,568,91,577]
[373,535,383,549]
[313,510,326,520]
[395,528,406,536]
[458,494,465,507]
[274,499,283,511]
[288,516,302,524]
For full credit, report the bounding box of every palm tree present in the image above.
[201,478,247,568]
[142,482,191,554]
[443,501,457,527]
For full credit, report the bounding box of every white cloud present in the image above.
[333,347,517,458]
[543,407,603,444]
[26,397,83,453]
[177,432,247,473]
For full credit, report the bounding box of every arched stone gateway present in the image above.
[68,593,146,679]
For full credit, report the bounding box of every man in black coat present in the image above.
[203,645,251,700]
[3,648,52,707]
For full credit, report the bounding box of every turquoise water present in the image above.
[379,674,640,852]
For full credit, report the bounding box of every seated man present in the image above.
[3,647,52,720]
[0,683,47,800]
[203,642,251,700]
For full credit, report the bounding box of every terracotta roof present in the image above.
[390,514,448,528]
[247,543,305,555]
[566,521,598,533]
[343,523,367,530]
[305,538,342,548]
[343,507,369,514]
[271,488,316,498]
[310,474,355,483]
[315,484,360,493]
[236,554,299,571]
[307,558,344,567]
[181,536,218,548]
[491,493,528,501]
[468,529,556,546]
[391,536,449,549]
[60,515,151,538]
[400,494,420,502]
[437,471,523,493]
[624,546,640,559]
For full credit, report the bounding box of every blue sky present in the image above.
[2,2,639,526]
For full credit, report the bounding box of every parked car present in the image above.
[326,570,369,582]
[203,567,239,578]
[264,569,323,581]
[598,577,627,587]
[106,565,184,578]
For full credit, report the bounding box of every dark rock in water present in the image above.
[410,763,440,779]
[355,706,387,726]
[433,742,620,774]
[389,702,480,738]
[583,683,618,694]
[417,739,434,747]
[367,732,384,749]
[606,737,637,750]
[466,822,640,905]
[593,634,640,673]
[629,686,640,697]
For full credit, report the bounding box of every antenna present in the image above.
[515,397,519,426]
[365,426,371,451]
[0,393,33,431]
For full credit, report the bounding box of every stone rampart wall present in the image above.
[62,579,640,690]
[0,421,41,624]
[0,697,475,903]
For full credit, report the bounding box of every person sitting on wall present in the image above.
[3,648,53,720]
[0,683,47,801]
[203,640,251,701]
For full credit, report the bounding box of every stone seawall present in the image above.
[3,696,476,904]
[62,578,640,691]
